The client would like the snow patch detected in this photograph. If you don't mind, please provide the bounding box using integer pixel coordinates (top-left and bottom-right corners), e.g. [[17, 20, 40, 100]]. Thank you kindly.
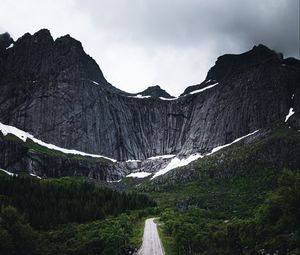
[[83, 79, 100, 85], [152, 153, 203, 179], [147, 154, 176, 160], [0, 122, 117, 162], [291, 94, 295, 100], [207, 130, 259, 155], [152, 130, 259, 179], [190, 83, 219, 95], [285, 108, 295, 122], [91, 80, 99, 85], [205, 79, 212, 83], [126, 159, 142, 163], [129, 94, 151, 99], [127, 172, 152, 178], [6, 44, 14, 49], [107, 179, 122, 183], [30, 173, 42, 179], [0, 168, 17, 176], [159, 97, 178, 101]]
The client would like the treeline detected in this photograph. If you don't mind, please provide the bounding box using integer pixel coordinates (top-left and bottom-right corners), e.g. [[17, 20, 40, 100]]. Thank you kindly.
[[0, 175, 156, 229], [0, 174, 157, 255], [160, 169, 300, 254], [0, 206, 37, 255]]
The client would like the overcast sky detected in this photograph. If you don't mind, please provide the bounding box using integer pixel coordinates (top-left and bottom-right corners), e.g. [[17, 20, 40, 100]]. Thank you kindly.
[[1, 0, 299, 96]]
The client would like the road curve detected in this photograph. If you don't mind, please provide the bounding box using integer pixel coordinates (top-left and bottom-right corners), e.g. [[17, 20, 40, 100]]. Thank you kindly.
[[138, 218, 164, 255]]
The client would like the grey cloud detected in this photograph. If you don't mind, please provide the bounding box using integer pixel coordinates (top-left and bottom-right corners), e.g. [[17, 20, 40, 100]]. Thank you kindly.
[[1, 0, 299, 96], [74, 0, 299, 57]]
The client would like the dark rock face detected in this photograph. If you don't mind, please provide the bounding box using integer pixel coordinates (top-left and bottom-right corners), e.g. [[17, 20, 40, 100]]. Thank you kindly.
[[136, 85, 174, 98], [0, 29, 299, 166], [0, 29, 105, 84]]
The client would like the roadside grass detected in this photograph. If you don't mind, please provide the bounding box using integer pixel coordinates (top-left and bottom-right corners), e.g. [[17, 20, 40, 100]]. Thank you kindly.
[[129, 217, 146, 249], [157, 222, 177, 255]]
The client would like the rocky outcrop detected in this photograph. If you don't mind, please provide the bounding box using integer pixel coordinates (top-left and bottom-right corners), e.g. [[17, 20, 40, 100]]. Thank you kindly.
[[0, 32, 14, 51], [0, 133, 124, 180], [135, 85, 174, 98], [0, 29, 299, 167]]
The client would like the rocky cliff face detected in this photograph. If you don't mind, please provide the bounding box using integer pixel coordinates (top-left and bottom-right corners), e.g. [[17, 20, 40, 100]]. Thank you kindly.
[[0, 30, 299, 165], [0, 133, 125, 181]]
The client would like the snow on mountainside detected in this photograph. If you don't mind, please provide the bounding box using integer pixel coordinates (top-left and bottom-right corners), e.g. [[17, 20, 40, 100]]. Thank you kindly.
[[285, 108, 295, 122], [0, 122, 117, 162], [122, 130, 260, 180], [151, 129, 259, 179], [0, 168, 16, 176], [0, 121, 260, 181], [189, 82, 219, 95], [0, 30, 299, 181], [127, 172, 152, 178]]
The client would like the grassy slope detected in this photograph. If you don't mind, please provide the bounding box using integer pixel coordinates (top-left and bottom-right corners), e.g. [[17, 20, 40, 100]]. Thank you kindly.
[[142, 125, 299, 208]]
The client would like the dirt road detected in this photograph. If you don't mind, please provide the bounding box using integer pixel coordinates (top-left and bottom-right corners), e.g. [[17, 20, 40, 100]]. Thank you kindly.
[[138, 218, 164, 255]]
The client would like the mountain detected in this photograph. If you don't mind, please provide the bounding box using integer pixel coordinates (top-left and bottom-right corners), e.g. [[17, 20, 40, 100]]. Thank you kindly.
[[0, 29, 299, 181], [0, 29, 300, 255]]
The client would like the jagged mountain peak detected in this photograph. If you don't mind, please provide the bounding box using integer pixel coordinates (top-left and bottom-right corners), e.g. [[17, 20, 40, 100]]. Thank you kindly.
[[0, 31, 299, 165], [14, 29, 86, 56], [55, 34, 84, 51], [251, 44, 284, 58], [136, 85, 174, 98], [0, 28, 109, 87], [15, 29, 54, 46], [33, 28, 52, 38], [17, 29, 82, 47], [206, 44, 283, 81]]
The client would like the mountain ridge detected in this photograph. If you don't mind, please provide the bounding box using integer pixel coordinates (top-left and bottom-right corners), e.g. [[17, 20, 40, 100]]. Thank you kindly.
[[0, 29, 299, 180]]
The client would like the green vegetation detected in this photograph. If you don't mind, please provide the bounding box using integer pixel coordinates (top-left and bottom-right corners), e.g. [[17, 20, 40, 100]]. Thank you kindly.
[[157, 222, 177, 255], [130, 216, 146, 248], [149, 168, 280, 218], [0, 175, 155, 229], [158, 169, 300, 254], [0, 206, 37, 255], [0, 175, 156, 254], [37, 210, 154, 255], [1, 124, 299, 254], [144, 125, 300, 254]]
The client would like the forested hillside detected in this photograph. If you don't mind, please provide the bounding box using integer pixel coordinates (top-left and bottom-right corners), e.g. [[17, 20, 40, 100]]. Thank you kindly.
[[0, 174, 156, 254]]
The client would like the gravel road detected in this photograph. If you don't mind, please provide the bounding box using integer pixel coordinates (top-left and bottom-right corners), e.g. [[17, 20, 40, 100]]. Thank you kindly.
[[138, 218, 164, 255]]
